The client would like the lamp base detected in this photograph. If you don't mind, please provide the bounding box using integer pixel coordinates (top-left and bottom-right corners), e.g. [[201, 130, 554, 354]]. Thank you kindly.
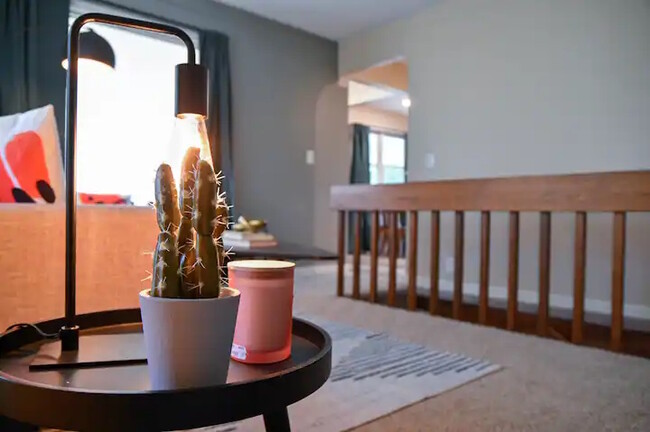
[[59, 325, 79, 351], [29, 332, 146, 372]]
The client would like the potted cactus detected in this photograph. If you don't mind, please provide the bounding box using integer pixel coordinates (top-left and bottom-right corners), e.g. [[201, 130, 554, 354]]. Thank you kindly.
[[139, 148, 239, 390]]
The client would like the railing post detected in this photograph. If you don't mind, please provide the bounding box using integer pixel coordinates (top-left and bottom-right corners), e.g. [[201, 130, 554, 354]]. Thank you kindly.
[[388, 212, 398, 306], [369, 211, 379, 303], [430, 211, 440, 315], [538, 212, 551, 337], [453, 211, 464, 319], [572, 212, 587, 343], [479, 211, 491, 324], [353, 211, 362, 299], [611, 211, 626, 351], [507, 211, 520, 330], [337, 211, 345, 297], [407, 211, 418, 311]]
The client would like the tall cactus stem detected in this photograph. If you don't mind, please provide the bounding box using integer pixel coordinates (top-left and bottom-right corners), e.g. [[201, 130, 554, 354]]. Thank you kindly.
[[196, 234, 220, 298], [151, 232, 181, 298], [155, 164, 180, 232], [179, 147, 200, 219], [193, 160, 218, 236]]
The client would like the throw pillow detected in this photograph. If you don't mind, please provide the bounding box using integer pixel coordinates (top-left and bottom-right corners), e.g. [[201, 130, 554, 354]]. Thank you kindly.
[[0, 105, 64, 203]]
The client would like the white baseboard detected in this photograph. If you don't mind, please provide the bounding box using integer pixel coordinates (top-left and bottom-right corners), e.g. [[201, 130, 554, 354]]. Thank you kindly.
[[338, 256, 650, 331], [416, 276, 650, 332]]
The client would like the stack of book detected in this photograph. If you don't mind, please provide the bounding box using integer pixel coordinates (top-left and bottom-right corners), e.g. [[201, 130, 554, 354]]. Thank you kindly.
[[222, 231, 277, 249]]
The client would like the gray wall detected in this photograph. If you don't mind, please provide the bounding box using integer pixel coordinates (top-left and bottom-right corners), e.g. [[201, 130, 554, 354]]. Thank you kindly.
[[105, 0, 340, 244], [314, 84, 349, 251], [339, 0, 650, 321]]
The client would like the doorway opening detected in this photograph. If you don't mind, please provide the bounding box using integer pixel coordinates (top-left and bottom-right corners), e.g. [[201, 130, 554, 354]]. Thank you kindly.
[[342, 60, 409, 256], [344, 59, 409, 185]]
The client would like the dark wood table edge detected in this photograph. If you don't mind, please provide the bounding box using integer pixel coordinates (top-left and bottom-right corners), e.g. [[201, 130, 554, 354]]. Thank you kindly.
[[0, 309, 332, 432]]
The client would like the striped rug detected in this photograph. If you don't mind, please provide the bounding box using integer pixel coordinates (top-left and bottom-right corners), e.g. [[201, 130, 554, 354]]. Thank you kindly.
[[205, 315, 501, 432]]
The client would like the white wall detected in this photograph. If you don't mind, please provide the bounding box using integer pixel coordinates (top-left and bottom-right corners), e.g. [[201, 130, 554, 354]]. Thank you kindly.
[[339, 0, 650, 323]]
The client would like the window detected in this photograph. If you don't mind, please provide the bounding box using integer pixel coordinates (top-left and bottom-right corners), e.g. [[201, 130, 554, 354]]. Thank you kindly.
[[369, 132, 406, 184], [71, 15, 199, 205]]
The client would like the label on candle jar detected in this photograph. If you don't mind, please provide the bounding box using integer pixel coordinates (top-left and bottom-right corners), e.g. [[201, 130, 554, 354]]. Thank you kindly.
[[231, 343, 247, 360]]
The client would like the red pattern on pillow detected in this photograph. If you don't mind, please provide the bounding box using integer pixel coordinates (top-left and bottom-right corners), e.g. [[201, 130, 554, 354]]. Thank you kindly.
[[0, 158, 13, 202], [0, 131, 54, 203]]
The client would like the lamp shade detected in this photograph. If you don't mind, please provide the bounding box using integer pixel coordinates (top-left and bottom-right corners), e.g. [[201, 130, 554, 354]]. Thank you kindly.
[[175, 63, 208, 118], [62, 29, 115, 70]]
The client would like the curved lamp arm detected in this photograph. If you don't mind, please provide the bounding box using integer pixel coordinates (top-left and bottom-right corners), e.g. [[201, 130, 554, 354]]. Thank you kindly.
[[62, 13, 206, 351]]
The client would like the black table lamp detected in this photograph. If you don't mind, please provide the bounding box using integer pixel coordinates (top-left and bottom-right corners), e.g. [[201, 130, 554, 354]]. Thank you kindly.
[[60, 13, 209, 354]]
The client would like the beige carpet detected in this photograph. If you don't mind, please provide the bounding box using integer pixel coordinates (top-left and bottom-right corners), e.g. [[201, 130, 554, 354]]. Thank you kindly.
[[209, 316, 500, 432], [293, 263, 650, 432]]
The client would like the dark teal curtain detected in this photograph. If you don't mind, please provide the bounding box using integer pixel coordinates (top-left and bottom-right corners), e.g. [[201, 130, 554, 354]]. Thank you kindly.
[[348, 124, 371, 253], [0, 0, 69, 149], [350, 124, 370, 184], [199, 31, 234, 211]]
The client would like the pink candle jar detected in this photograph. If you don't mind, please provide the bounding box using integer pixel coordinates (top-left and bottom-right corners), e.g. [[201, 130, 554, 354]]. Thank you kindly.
[[228, 260, 295, 364]]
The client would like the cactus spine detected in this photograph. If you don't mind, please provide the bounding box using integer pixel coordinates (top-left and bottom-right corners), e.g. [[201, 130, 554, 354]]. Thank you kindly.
[[150, 150, 228, 299]]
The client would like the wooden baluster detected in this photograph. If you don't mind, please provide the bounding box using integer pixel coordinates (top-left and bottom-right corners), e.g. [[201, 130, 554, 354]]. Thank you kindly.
[[479, 211, 491, 325], [572, 212, 587, 344], [538, 212, 551, 337], [337, 210, 345, 297], [453, 211, 464, 320], [407, 211, 418, 311], [507, 212, 519, 330], [388, 212, 398, 306], [611, 211, 626, 351], [369, 211, 379, 303], [353, 211, 362, 299], [430, 211, 440, 315]]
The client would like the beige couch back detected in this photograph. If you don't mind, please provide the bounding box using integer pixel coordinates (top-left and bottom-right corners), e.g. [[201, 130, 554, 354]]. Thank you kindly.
[[0, 204, 158, 329]]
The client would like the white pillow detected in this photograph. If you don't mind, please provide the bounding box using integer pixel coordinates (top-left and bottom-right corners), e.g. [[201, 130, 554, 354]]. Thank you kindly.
[[0, 105, 65, 203]]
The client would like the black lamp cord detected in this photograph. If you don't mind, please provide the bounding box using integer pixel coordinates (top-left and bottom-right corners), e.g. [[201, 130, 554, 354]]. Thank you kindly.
[[0, 323, 60, 341]]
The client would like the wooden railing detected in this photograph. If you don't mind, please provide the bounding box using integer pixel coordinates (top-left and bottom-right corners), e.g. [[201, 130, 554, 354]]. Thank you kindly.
[[330, 170, 650, 352]]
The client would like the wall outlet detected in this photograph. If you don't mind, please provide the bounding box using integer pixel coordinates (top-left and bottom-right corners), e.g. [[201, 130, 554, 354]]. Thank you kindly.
[[444, 257, 455, 274], [306, 149, 315, 165]]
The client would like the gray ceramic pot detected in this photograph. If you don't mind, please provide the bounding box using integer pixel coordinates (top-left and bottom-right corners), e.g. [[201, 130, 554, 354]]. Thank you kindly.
[[139, 288, 240, 390]]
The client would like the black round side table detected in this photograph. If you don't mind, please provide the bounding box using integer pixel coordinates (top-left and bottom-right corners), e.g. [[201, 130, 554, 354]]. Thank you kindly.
[[0, 309, 332, 432]]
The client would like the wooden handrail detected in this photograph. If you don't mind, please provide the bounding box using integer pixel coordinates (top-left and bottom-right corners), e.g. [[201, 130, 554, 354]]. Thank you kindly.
[[331, 170, 649, 355], [330, 171, 650, 212]]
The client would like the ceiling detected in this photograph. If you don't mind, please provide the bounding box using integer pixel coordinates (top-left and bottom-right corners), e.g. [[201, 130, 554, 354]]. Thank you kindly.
[[347, 81, 394, 106], [346, 60, 409, 115], [216, 0, 436, 40], [348, 80, 409, 115], [366, 94, 409, 115]]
